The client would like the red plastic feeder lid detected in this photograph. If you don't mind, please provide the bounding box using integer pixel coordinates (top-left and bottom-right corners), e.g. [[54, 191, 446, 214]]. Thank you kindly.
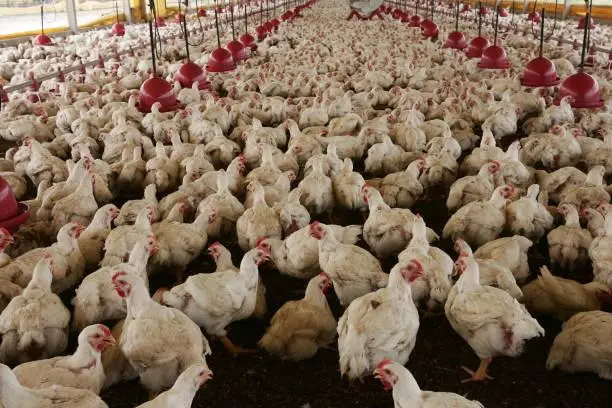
[[577, 16, 595, 29], [445, 31, 467, 49], [527, 11, 540, 22], [33, 34, 53, 46], [282, 10, 294, 20], [420, 19, 438, 38], [198, 8, 207, 17], [392, 9, 403, 19], [207, 47, 237, 72], [240, 33, 257, 50], [0, 202, 30, 233], [155, 17, 167, 27], [111, 22, 125, 36], [227, 40, 248, 61], [479, 6, 487, 15], [256, 25, 267, 40], [408, 15, 422, 27], [263, 21, 274, 33], [556, 71, 604, 109], [498, 7, 508, 17], [176, 13, 185, 23], [520, 56, 560, 87], [175, 61, 210, 90], [0, 176, 19, 221], [478, 45, 511, 69], [466, 36, 490, 58], [138, 76, 178, 113], [271, 18, 280, 29]]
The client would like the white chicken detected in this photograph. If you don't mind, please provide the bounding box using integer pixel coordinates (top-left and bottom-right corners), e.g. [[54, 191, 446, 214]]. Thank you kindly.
[[505, 184, 554, 241], [589, 213, 612, 285], [547, 203, 592, 271], [236, 182, 282, 251], [447, 161, 501, 212]]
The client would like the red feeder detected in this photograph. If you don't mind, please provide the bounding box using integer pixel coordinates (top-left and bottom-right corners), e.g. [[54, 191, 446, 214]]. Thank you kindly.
[[111, 22, 125, 36], [527, 11, 540, 23], [0, 176, 29, 232], [282, 10, 294, 20], [207, 47, 237, 72], [270, 18, 280, 31], [33, 34, 53, 46], [556, 71, 604, 109], [421, 20, 438, 38], [227, 40, 248, 61], [175, 60, 210, 90], [479, 6, 487, 15], [0, 85, 8, 104], [175, 12, 185, 23], [498, 7, 508, 17], [408, 15, 422, 27], [138, 75, 178, 113], [466, 36, 489, 58], [392, 8, 403, 19], [263, 21, 273, 33], [521, 56, 560, 87], [577, 15, 595, 29], [240, 32, 257, 50], [256, 25, 267, 41], [462, 4, 470, 12], [445, 31, 467, 49], [478, 45, 511, 69], [198, 8, 207, 17], [155, 17, 166, 27]]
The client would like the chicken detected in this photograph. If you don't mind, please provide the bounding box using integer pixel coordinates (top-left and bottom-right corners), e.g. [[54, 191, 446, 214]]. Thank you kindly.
[[236, 182, 282, 251], [0, 228, 13, 268], [337, 259, 421, 380], [376, 158, 425, 208], [0, 255, 70, 366], [522, 265, 612, 321], [472, 236, 533, 283], [114, 184, 160, 226], [310, 221, 388, 306], [297, 156, 334, 215], [365, 135, 413, 176], [445, 256, 544, 382], [536, 166, 586, 204], [100, 206, 155, 267], [112, 271, 211, 396], [447, 161, 501, 212], [13, 324, 115, 393], [0, 222, 85, 294], [144, 142, 180, 194], [583, 207, 607, 238], [589, 213, 612, 285], [156, 248, 268, 355], [114, 146, 146, 195], [443, 184, 515, 248], [547, 311, 612, 380], [459, 127, 505, 175], [273, 188, 311, 237], [197, 170, 245, 238], [559, 166, 610, 210], [374, 359, 484, 407], [135, 363, 212, 408], [78, 204, 119, 270], [259, 272, 336, 361], [51, 172, 98, 234], [257, 223, 362, 280], [547, 203, 593, 271], [505, 184, 554, 242], [72, 238, 157, 332], [332, 158, 366, 211], [0, 363, 108, 408]]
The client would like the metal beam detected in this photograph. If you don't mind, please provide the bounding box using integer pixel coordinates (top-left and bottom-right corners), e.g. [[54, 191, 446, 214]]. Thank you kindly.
[[66, 0, 79, 33]]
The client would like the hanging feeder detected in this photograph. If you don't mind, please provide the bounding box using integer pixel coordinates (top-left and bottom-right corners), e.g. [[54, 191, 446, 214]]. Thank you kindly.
[[466, 1, 489, 58], [578, 1, 595, 29], [479, 1, 510, 69], [0, 176, 30, 232], [270, 0, 280, 31], [408, 0, 422, 26], [241, 2, 257, 50], [256, 1, 267, 40], [420, 0, 438, 39], [139, 0, 178, 113], [497, 6, 508, 17], [33, 4, 53, 46], [445, 0, 467, 49], [227, 2, 248, 61], [557, 11, 603, 108], [577, 15, 595, 29], [111, 0, 125, 36], [198, 8, 207, 17], [527, 0, 540, 22], [521, 7, 560, 87], [175, 0, 210, 90], [208, 4, 237, 72]]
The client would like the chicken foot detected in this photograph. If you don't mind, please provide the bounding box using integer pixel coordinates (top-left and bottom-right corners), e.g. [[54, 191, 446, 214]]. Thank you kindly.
[[460, 357, 494, 382], [219, 335, 257, 356]]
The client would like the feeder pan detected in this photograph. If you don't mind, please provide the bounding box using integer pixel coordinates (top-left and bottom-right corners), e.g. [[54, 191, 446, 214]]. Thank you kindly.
[[111, 22, 125, 36], [282, 10, 294, 20], [207, 47, 237, 72], [462, 4, 470, 12], [465, 36, 489, 58], [155, 17, 166, 27], [478, 45, 511, 69], [584, 48, 596, 67], [408, 15, 422, 27], [270, 18, 280, 30], [256, 25, 267, 40], [392, 8, 403, 19], [138, 76, 178, 113], [445, 31, 467, 49], [175, 12, 185, 23], [498, 7, 508, 17], [263, 21, 274, 33], [175, 61, 211, 89], [421, 20, 439, 38], [577, 15, 595, 29], [527, 11, 540, 22], [33, 34, 53, 46], [0, 176, 29, 232], [521, 56, 560, 87], [198, 8, 207, 17], [479, 6, 486, 15], [556, 71, 604, 108], [227, 40, 248, 61], [240, 32, 257, 50]]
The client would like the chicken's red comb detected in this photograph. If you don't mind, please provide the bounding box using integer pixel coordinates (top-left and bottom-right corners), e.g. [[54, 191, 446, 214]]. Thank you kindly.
[[376, 359, 394, 370], [0, 227, 11, 236], [98, 324, 112, 337], [209, 241, 221, 249], [319, 271, 329, 280], [410, 259, 423, 271], [310, 221, 321, 228], [255, 237, 268, 247], [111, 271, 128, 282]]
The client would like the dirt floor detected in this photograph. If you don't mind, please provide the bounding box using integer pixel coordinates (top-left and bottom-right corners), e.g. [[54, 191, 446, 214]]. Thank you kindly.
[[2, 125, 612, 408]]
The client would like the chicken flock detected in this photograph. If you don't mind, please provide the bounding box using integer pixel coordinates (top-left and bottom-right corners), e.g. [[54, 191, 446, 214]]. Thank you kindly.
[[1, 0, 612, 407]]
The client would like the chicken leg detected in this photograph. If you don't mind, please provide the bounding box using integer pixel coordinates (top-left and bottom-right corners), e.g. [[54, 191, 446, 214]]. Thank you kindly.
[[461, 357, 494, 382], [219, 336, 257, 356]]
